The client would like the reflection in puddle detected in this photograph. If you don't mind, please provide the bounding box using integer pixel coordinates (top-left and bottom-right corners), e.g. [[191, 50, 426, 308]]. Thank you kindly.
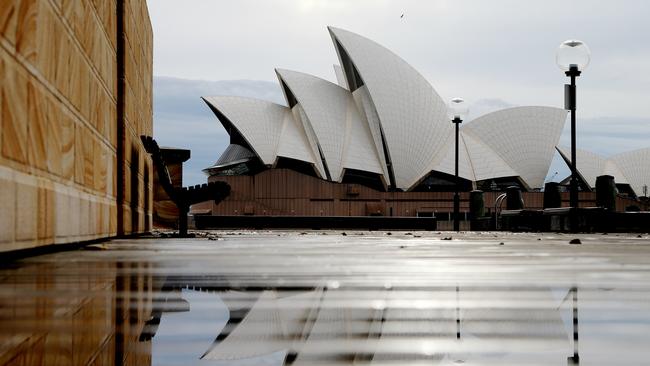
[[150, 288, 287, 365], [1, 234, 650, 365], [152, 289, 227, 365], [200, 287, 573, 365]]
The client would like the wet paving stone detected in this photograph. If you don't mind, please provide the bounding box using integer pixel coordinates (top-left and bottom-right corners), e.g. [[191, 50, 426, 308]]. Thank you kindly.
[[1, 231, 650, 365]]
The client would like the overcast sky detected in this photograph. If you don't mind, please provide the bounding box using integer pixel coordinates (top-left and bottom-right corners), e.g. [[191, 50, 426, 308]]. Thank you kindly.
[[148, 0, 650, 186]]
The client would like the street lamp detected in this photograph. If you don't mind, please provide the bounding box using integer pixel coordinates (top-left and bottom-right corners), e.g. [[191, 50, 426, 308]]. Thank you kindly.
[[449, 97, 468, 232], [556, 40, 590, 231]]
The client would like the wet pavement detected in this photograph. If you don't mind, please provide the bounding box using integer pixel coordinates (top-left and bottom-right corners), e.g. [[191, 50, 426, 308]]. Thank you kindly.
[[1, 231, 650, 365]]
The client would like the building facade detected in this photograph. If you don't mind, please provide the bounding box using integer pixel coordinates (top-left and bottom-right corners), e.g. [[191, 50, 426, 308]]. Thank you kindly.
[[0, 0, 153, 252], [190, 168, 639, 230], [198, 27, 571, 219]]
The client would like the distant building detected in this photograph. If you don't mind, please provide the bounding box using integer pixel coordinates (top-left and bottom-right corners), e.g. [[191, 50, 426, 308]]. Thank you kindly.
[[195, 27, 573, 220], [203, 27, 567, 192], [557, 146, 650, 197]]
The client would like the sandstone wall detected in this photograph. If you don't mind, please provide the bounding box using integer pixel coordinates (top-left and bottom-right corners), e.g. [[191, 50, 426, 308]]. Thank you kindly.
[[0, 0, 153, 252], [120, 0, 154, 235]]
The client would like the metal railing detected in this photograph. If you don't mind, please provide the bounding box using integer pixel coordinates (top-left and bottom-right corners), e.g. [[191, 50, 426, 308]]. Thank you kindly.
[[493, 193, 508, 230]]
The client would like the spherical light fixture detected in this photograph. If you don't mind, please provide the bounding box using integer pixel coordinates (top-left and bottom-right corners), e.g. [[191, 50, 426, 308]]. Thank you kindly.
[[448, 97, 469, 121], [556, 40, 591, 72]]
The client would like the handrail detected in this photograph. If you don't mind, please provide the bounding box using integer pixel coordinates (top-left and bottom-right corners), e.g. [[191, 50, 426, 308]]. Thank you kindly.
[[494, 193, 507, 230]]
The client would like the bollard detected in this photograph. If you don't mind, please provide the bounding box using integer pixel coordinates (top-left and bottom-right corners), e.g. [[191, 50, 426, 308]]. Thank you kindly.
[[595, 175, 616, 210], [469, 190, 485, 219], [505, 186, 524, 210], [543, 182, 562, 209], [469, 190, 486, 231]]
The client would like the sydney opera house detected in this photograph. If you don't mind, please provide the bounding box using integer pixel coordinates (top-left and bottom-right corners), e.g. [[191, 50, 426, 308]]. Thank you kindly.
[[192, 27, 640, 219], [556, 146, 650, 197]]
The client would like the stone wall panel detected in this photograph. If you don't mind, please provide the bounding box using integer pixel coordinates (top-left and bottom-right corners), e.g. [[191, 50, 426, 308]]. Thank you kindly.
[[2, 58, 28, 164], [15, 177, 37, 241], [36, 184, 54, 240], [15, 0, 38, 63], [73, 123, 85, 185], [0, 171, 16, 244], [0, 0, 19, 46], [27, 79, 48, 171]]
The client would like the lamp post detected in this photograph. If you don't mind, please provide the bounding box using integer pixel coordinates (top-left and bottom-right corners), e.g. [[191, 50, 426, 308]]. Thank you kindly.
[[556, 40, 590, 231], [449, 98, 468, 232]]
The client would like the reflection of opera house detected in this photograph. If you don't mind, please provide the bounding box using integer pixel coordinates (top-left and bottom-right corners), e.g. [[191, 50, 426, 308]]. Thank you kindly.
[[193, 27, 641, 220], [198, 286, 571, 364]]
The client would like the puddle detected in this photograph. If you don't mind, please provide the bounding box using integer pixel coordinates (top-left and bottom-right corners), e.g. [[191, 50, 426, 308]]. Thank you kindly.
[[1, 233, 650, 364]]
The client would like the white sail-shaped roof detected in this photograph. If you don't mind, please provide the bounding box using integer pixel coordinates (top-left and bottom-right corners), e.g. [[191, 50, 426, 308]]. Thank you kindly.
[[603, 160, 629, 185], [461, 132, 519, 181], [462, 106, 568, 189], [277, 107, 321, 171], [333, 65, 348, 90], [609, 147, 650, 196], [352, 85, 391, 180], [276, 69, 384, 182], [556, 146, 607, 188], [341, 98, 386, 180], [329, 27, 452, 190], [289, 103, 328, 178], [202, 96, 285, 166], [203, 96, 321, 175], [424, 136, 475, 182], [556, 146, 631, 189]]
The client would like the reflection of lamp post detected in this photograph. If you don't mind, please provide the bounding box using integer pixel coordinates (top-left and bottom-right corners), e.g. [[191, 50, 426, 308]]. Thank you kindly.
[[559, 286, 580, 365], [456, 285, 461, 340], [569, 287, 580, 365], [449, 98, 468, 232], [556, 40, 591, 231]]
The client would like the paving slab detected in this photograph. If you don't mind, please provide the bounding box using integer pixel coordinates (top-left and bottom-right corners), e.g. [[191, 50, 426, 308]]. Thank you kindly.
[[1, 231, 650, 365]]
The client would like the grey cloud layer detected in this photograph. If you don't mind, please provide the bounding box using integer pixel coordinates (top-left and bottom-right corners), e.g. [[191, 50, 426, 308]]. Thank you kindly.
[[149, 0, 650, 119]]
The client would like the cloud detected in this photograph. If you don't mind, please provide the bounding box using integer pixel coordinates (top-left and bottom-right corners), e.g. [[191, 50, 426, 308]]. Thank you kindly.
[[557, 116, 650, 155], [467, 98, 516, 120], [148, 0, 650, 119], [153, 77, 284, 186]]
